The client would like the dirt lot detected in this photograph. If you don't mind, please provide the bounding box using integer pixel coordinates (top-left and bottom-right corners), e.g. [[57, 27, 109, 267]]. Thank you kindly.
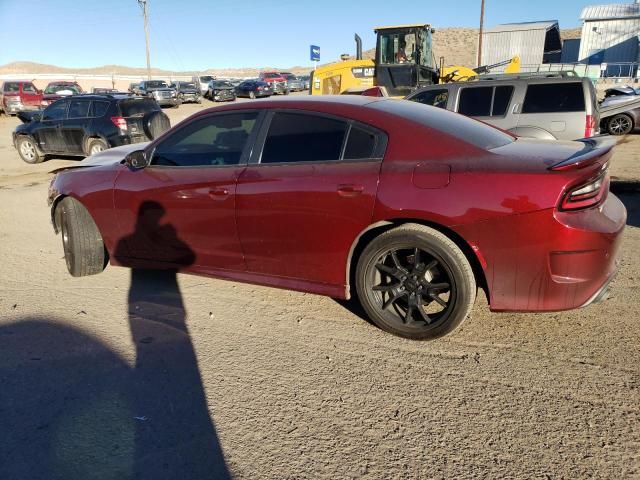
[[1, 99, 639, 479]]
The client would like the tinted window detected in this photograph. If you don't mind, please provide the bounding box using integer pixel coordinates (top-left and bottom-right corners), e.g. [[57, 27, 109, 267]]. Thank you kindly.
[[90, 101, 110, 118], [152, 112, 258, 167], [523, 83, 585, 113], [410, 89, 449, 109], [344, 126, 378, 159], [119, 98, 160, 117], [3, 82, 19, 93], [68, 100, 90, 118], [458, 87, 492, 116], [42, 101, 67, 121], [261, 113, 347, 164], [369, 99, 514, 150], [22, 83, 37, 93], [492, 86, 514, 116]]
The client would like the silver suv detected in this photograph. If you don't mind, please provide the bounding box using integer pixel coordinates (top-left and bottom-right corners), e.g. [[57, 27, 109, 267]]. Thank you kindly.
[[406, 76, 599, 140]]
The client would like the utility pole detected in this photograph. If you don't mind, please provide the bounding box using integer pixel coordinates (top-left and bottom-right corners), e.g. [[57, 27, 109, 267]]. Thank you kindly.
[[477, 0, 485, 67], [138, 0, 151, 80]]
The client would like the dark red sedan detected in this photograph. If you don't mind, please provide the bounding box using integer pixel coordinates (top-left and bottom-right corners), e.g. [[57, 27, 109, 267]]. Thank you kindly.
[[48, 96, 626, 340]]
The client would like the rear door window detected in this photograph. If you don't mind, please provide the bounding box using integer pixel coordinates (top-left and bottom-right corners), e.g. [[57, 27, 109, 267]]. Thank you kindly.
[[409, 89, 449, 109], [492, 86, 514, 116], [68, 100, 91, 118], [261, 113, 347, 164], [458, 87, 493, 116], [522, 83, 585, 113]]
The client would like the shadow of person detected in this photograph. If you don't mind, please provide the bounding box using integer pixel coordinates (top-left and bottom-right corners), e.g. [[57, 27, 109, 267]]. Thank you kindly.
[[115, 201, 231, 479]]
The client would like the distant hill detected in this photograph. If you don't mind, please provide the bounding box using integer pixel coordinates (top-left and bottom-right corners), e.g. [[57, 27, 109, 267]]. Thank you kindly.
[[0, 27, 583, 78]]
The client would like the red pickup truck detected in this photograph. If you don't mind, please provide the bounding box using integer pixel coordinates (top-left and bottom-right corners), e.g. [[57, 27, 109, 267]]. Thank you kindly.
[[0, 80, 44, 115], [258, 72, 290, 95]]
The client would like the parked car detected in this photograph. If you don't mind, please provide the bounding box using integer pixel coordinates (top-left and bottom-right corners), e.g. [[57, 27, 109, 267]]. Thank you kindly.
[[191, 75, 216, 95], [137, 80, 180, 107], [279, 72, 304, 92], [128, 82, 141, 94], [298, 75, 311, 90], [170, 81, 202, 104], [205, 80, 236, 102], [0, 80, 43, 115], [47, 96, 625, 341], [406, 76, 599, 140], [258, 72, 289, 95], [234, 80, 273, 99], [40, 81, 84, 107], [13, 94, 170, 164], [598, 86, 640, 135]]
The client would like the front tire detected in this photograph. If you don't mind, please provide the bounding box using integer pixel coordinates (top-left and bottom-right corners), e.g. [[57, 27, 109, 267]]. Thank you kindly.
[[607, 114, 633, 136], [355, 224, 476, 340], [16, 136, 42, 164], [57, 197, 107, 277]]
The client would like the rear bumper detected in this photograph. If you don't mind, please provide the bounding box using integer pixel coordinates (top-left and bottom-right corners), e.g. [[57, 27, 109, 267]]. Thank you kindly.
[[155, 97, 180, 106], [462, 193, 626, 312]]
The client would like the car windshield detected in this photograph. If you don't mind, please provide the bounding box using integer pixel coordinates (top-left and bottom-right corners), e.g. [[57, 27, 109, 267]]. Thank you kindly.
[[199, 76, 214, 82], [264, 73, 279, 79], [213, 81, 233, 88], [369, 99, 515, 150], [45, 84, 81, 94], [119, 98, 161, 117], [147, 81, 168, 88], [179, 82, 197, 90]]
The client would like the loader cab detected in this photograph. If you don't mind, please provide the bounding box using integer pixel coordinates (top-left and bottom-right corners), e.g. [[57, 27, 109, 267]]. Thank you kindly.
[[375, 24, 438, 97]]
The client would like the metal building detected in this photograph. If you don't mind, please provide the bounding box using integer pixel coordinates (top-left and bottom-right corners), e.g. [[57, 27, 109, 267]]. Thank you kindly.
[[578, 2, 640, 64], [480, 21, 562, 67]]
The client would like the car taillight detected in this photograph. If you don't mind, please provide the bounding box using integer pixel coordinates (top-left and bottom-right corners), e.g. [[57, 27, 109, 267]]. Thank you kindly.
[[584, 114, 597, 138], [560, 171, 608, 211], [257, 86, 263, 91], [111, 116, 128, 132]]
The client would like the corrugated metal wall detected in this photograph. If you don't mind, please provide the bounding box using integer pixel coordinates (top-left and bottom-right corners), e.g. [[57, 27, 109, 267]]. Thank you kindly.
[[481, 29, 547, 66], [579, 18, 640, 63]]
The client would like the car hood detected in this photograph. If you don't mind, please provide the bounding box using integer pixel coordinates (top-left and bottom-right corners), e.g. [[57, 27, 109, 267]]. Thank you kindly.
[[51, 143, 150, 173]]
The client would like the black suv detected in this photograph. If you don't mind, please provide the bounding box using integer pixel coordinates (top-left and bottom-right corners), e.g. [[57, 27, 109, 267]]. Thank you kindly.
[[13, 94, 170, 164]]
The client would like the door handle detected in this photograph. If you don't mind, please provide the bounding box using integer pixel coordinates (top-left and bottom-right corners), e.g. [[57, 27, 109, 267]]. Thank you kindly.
[[337, 184, 364, 197], [208, 187, 229, 199]]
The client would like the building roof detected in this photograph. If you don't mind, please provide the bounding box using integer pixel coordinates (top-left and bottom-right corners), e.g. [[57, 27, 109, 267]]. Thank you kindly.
[[484, 21, 559, 34], [580, 3, 640, 21]]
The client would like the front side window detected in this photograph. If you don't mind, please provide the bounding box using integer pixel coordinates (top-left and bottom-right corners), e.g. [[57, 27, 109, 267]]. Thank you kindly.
[[458, 87, 493, 116], [379, 32, 417, 64], [410, 89, 449, 109], [151, 112, 258, 167], [522, 83, 585, 113], [22, 83, 37, 93], [261, 113, 347, 164], [42, 101, 67, 121], [68, 100, 90, 118]]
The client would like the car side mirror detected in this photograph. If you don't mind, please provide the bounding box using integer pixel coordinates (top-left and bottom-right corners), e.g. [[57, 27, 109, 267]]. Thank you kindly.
[[124, 150, 148, 169]]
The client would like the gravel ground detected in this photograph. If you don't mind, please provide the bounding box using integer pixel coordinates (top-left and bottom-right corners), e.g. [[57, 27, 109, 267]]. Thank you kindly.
[[0, 99, 639, 479]]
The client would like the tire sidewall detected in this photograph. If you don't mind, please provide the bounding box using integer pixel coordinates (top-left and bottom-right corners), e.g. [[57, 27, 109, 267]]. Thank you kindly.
[[87, 138, 108, 156], [356, 228, 475, 340], [17, 136, 41, 164], [608, 114, 633, 136]]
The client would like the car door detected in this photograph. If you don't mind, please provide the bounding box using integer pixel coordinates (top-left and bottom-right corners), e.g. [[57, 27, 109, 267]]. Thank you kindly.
[[33, 100, 68, 153], [62, 99, 91, 154], [21, 82, 41, 108], [112, 110, 261, 271], [236, 111, 385, 289]]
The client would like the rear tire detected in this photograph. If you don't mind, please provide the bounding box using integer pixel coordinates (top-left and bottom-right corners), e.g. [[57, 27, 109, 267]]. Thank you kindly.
[[355, 224, 476, 340], [249, 91, 256, 99], [87, 138, 108, 156], [16, 136, 43, 164], [57, 197, 107, 277], [607, 114, 633, 136]]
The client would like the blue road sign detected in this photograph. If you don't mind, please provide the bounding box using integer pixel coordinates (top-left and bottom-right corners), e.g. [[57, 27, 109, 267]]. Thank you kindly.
[[310, 45, 320, 62]]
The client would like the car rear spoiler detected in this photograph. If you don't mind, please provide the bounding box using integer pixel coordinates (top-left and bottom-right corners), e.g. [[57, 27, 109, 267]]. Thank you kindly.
[[549, 136, 617, 171]]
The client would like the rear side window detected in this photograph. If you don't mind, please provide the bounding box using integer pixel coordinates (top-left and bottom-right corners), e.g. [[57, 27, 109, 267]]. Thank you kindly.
[[90, 101, 110, 118], [458, 87, 493, 116], [3, 82, 19, 93], [523, 83, 585, 113], [344, 126, 379, 159], [261, 113, 347, 164], [492, 86, 514, 116], [68, 100, 90, 118], [409, 89, 449, 109], [119, 98, 160, 117]]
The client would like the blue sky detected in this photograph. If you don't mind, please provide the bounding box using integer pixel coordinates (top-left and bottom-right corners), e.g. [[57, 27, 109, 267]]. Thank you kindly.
[[0, 0, 626, 70]]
